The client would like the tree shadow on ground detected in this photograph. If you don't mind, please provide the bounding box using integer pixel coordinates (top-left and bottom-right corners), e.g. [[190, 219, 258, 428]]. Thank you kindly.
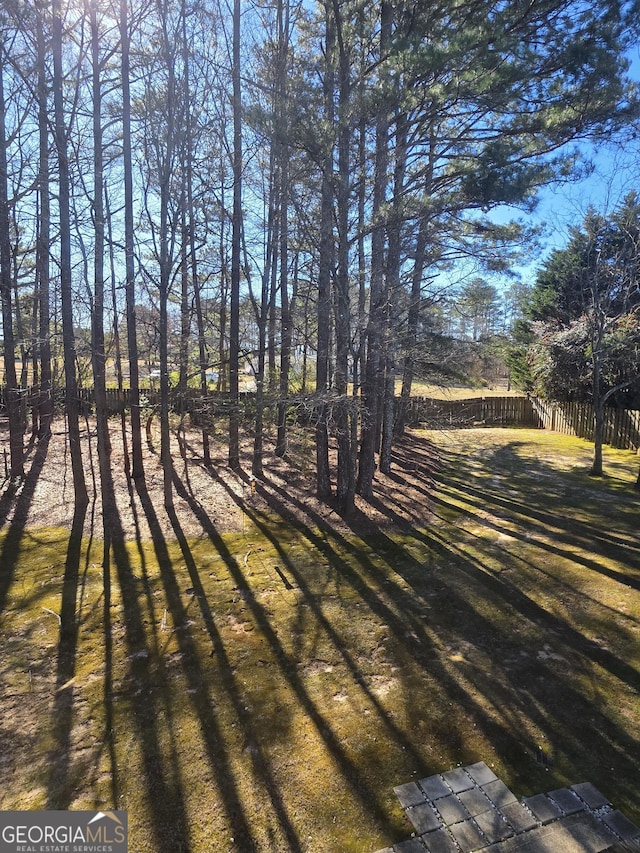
[[7, 423, 640, 849], [172, 426, 640, 831], [0, 434, 50, 614], [166, 479, 304, 853], [363, 430, 640, 808], [169, 468, 397, 842], [46, 502, 87, 807], [134, 474, 260, 852], [42, 460, 193, 852]]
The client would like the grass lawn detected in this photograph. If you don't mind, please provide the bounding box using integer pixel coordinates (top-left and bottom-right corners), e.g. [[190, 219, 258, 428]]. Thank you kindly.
[[405, 381, 523, 399], [0, 427, 638, 852]]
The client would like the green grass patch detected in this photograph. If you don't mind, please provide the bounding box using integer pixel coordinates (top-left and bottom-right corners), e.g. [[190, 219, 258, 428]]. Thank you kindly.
[[1, 428, 639, 852]]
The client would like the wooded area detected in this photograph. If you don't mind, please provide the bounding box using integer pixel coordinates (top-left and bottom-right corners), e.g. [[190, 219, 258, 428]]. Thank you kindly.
[[0, 0, 638, 518]]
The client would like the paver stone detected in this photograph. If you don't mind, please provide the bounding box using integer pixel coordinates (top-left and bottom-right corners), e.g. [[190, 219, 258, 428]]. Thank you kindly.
[[475, 809, 514, 844], [601, 811, 640, 841], [524, 794, 562, 825], [394, 838, 427, 853], [547, 788, 585, 815], [500, 801, 538, 834], [395, 782, 427, 808], [482, 779, 518, 809], [466, 762, 498, 786], [420, 775, 452, 801], [436, 795, 470, 825], [571, 782, 610, 809], [449, 819, 486, 853], [459, 787, 492, 817], [421, 827, 459, 853], [406, 803, 441, 835], [442, 767, 474, 793]]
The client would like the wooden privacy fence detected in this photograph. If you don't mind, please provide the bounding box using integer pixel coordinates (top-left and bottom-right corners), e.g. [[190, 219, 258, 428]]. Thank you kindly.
[[2, 387, 640, 453], [400, 395, 540, 429], [0, 386, 253, 417], [402, 395, 640, 452], [529, 398, 640, 451]]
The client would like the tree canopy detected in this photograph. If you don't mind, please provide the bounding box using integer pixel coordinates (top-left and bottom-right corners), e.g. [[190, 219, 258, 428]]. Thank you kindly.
[[527, 194, 640, 405]]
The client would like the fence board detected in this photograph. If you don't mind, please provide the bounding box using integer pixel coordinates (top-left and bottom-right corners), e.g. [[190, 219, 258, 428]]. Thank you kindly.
[[407, 395, 640, 452], [2, 386, 640, 453]]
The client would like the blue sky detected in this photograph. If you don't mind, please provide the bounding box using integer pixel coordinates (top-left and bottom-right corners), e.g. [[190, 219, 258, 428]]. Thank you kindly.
[[508, 137, 639, 284], [512, 46, 640, 284]]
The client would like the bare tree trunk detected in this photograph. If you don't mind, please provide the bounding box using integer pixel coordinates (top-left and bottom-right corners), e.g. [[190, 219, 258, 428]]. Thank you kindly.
[[357, 0, 392, 500], [106, 187, 129, 469], [332, 0, 355, 514], [52, 0, 87, 508], [274, 226, 290, 457], [228, 0, 242, 471], [591, 400, 605, 476], [218, 168, 228, 393], [0, 55, 24, 482], [268, 241, 278, 392], [193, 265, 211, 466], [177, 204, 190, 397], [590, 340, 604, 477], [274, 0, 292, 459], [397, 217, 428, 436], [380, 109, 406, 473], [36, 2, 53, 440], [315, 0, 335, 502], [11, 247, 28, 390], [252, 150, 276, 477], [120, 0, 144, 481], [156, 9, 179, 510], [89, 0, 114, 531], [181, 5, 210, 465], [30, 267, 40, 436]]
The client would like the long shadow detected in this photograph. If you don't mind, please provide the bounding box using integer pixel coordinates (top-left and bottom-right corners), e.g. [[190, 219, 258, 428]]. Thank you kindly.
[[398, 527, 640, 794], [101, 536, 118, 808], [488, 440, 640, 550], [0, 435, 50, 614], [253, 459, 640, 802], [176, 434, 640, 815], [428, 498, 640, 634], [430, 459, 640, 588], [209, 467, 557, 800], [439, 439, 640, 562], [38, 451, 191, 852], [166, 500, 304, 853], [250, 475, 573, 787], [255, 477, 533, 689], [95, 469, 192, 853], [169, 469, 396, 837], [369, 436, 640, 691], [371, 441, 640, 630], [113, 514, 193, 850], [388, 434, 640, 591], [198, 466, 425, 767], [134, 476, 258, 852], [46, 502, 87, 807], [364, 436, 640, 780]]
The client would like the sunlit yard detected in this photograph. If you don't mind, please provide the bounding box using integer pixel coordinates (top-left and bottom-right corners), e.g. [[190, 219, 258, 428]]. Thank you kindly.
[[1, 428, 638, 852]]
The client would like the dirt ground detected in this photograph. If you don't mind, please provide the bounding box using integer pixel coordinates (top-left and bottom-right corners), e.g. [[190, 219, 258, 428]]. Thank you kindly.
[[0, 414, 439, 542]]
